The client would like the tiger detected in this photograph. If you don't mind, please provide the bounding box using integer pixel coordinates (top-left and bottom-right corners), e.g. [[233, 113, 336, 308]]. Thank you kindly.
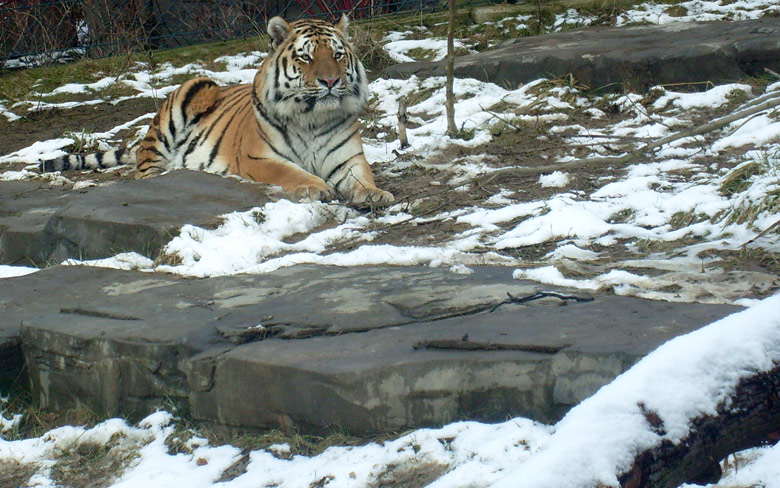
[[39, 15, 394, 205]]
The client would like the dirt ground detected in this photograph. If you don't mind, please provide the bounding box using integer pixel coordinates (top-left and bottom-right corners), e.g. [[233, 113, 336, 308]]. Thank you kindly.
[[1, 92, 611, 216], [0, 98, 160, 155]]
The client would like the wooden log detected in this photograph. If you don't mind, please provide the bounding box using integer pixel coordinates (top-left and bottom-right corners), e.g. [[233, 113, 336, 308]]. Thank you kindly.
[[619, 364, 780, 488]]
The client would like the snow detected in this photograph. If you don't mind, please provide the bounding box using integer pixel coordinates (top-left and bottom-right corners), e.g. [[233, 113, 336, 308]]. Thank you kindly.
[[383, 38, 468, 63], [0, 138, 74, 164], [0, 168, 37, 181], [63, 252, 154, 271], [0, 265, 39, 278], [2, 1, 780, 485], [711, 113, 780, 151], [690, 443, 780, 488], [615, 0, 780, 25], [49, 76, 119, 95], [539, 171, 570, 188], [652, 83, 752, 110], [0, 102, 20, 122]]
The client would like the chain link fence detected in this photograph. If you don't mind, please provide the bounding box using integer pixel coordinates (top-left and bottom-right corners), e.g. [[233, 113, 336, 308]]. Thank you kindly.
[[0, 0, 450, 68]]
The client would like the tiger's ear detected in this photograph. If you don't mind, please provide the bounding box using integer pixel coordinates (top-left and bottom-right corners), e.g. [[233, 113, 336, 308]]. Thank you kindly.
[[268, 17, 291, 48], [335, 13, 350, 38]]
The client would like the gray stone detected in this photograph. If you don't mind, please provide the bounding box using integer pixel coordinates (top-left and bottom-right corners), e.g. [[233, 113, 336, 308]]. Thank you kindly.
[[2, 264, 738, 433], [551, 352, 636, 405], [0, 181, 77, 266], [383, 19, 780, 91], [0, 170, 275, 266]]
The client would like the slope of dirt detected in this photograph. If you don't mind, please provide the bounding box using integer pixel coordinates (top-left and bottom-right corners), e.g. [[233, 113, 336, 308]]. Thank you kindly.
[[0, 97, 160, 155]]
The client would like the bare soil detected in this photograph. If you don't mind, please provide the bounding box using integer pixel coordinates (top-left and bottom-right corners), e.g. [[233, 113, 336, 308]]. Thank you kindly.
[[0, 98, 160, 155]]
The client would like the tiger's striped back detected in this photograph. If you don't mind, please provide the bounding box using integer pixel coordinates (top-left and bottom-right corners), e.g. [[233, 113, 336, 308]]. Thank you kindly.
[[134, 77, 225, 178]]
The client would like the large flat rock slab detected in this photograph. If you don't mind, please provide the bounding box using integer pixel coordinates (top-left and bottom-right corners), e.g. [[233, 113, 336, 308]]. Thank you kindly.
[[0, 181, 78, 266], [383, 19, 780, 90], [0, 170, 273, 266], [194, 291, 732, 432], [1, 264, 738, 433]]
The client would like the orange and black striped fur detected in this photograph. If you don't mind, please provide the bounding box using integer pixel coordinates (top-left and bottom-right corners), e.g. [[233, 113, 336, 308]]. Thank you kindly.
[[40, 15, 393, 205]]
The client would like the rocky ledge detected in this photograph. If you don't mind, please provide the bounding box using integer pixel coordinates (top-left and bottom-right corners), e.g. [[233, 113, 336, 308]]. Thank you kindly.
[[383, 18, 780, 91], [1, 264, 737, 434]]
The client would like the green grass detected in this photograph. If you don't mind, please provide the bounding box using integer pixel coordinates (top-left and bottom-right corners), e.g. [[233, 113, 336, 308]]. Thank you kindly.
[[62, 128, 101, 153], [0, 52, 142, 104], [405, 47, 439, 62], [608, 208, 636, 224], [0, 0, 663, 106], [663, 5, 688, 16], [147, 36, 269, 70], [0, 35, 268, 106], [669, 209, 709, 230]]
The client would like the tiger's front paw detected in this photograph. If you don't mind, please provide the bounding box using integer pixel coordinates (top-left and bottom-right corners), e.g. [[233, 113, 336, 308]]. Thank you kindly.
[[291, 181, 335, 202], [350, 187, 395, 206]]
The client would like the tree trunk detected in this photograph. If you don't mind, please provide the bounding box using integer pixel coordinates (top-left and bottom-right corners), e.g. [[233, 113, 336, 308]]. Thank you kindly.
[[445, 0, 457, 137], [397, 98, 409, 149]]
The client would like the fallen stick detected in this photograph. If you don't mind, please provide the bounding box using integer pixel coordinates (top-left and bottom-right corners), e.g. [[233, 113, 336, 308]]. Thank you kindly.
[[489, 291, 594, 312], [413, 339, 568, 354]]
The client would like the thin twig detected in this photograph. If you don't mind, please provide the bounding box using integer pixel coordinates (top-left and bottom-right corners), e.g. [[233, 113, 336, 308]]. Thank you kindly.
[[489, 291, 594, 312], [736, 87, 780, 111], [484, 110, 527, 132], [658, 81, 715, 90], [556, 133, 650, 142]]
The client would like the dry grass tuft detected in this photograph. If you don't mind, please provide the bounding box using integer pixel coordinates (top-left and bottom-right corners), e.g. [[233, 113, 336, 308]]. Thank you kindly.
[[349, 25, 397, 76]]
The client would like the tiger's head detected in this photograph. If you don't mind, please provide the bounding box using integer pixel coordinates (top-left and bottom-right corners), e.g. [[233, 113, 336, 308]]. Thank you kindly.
[[254, 15, 368, 123]]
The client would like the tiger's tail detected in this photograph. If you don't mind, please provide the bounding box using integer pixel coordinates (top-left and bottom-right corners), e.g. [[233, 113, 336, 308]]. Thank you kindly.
[[39, 146, 137, 173]]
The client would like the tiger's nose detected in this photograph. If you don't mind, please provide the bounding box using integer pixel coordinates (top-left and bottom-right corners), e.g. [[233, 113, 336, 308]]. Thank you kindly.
[[318, 77, 339, 88]]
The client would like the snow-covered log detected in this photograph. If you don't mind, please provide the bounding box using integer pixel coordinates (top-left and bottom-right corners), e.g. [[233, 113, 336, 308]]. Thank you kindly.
[[491, 294, 780, 488], [620, 364, 780, 487]]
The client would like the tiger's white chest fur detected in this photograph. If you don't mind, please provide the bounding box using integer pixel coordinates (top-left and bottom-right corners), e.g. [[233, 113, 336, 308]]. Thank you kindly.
[[260, 108, 361, 177]]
